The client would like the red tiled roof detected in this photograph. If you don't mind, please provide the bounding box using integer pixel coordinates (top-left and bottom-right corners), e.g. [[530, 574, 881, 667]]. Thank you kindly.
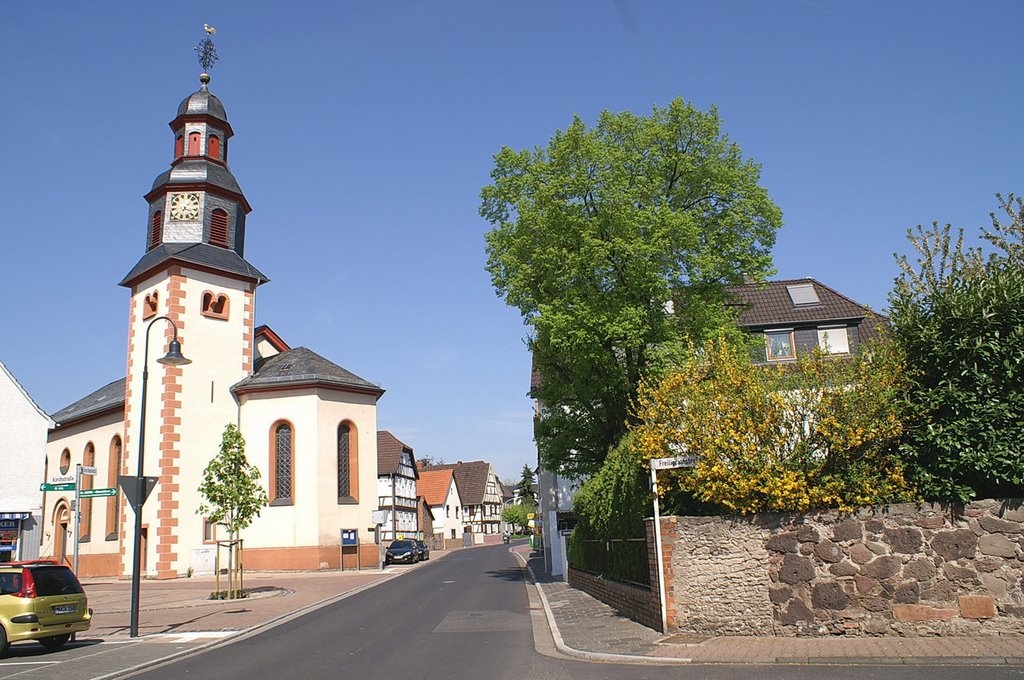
[[421, 461, 492, 506], [417, 469, 454, 507]]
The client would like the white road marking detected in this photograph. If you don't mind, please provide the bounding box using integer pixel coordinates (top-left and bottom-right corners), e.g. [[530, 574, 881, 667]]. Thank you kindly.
[[147, 631, 237, 643]]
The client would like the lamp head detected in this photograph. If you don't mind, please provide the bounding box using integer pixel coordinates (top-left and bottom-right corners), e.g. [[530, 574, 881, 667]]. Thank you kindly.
[[157, 339, 192, 367]]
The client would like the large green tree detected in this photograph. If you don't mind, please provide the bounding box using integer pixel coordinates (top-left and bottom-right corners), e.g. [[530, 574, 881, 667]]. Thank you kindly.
[[481, 97, 782, 477], [890, 194, 1024, 502]]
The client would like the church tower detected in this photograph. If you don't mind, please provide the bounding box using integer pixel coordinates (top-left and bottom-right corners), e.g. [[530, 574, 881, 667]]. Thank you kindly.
[[118, 37, 268, 579]]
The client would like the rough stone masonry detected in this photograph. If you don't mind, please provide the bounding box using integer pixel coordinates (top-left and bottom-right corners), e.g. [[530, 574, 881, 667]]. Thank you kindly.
[[665, 499, 1024, 637]]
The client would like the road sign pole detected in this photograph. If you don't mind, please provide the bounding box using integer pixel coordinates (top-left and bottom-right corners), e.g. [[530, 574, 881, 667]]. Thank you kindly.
[[651, 466, 667, 634], [73, 464, 82, 574]]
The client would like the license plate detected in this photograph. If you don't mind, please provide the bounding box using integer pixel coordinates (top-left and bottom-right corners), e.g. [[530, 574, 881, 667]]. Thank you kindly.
[[52, 604, 77, 615]]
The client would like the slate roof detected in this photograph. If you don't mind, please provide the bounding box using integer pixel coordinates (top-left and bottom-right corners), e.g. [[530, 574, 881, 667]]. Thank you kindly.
[[50, 378, 125, 426], [377, 431, 416, 477], [120, 242, 269, 287], [177, 86, 228, 121], [421, 461, 493, 506], [149, 159, 244, 197], [727, 278, 881, 328], [232, 347, 383, 397], [417, 468, 455, 506]]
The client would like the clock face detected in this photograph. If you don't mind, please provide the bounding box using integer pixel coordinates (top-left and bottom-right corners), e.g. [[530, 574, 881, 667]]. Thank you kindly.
[[169, 192, 202, 221]]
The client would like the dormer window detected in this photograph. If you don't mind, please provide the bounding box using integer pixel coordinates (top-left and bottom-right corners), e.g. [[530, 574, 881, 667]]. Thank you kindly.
[[817, 326, 850, 354], [765, 329, 796, 361], [208, 135, 221, 160]]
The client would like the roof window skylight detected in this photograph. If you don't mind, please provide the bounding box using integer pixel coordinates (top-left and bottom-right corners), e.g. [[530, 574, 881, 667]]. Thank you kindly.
[[787, 283, 820, 306]]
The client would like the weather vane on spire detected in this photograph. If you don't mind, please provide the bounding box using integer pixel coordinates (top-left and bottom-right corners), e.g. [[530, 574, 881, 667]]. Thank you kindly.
[[194, 24, 219, 84]]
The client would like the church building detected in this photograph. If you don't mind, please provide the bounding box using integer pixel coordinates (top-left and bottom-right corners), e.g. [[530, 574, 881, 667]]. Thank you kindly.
[[41, 58, 383, 578]]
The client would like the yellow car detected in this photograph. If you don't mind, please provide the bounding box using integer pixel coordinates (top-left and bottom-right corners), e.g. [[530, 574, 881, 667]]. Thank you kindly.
[[0, 560, 91, 656]]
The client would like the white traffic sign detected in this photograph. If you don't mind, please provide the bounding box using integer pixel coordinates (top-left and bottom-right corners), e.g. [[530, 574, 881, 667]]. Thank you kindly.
[[81, 466, 98, 476], [651, 454, 699, 470], [50, 475, 75, 484], [371, 510, 387, 525]]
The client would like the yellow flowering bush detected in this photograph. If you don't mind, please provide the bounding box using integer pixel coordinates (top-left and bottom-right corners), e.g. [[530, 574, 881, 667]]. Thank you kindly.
[[633, 336, 915, 514]]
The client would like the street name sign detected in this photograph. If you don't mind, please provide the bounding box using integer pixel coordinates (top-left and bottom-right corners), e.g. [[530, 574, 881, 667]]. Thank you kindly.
[[81, 487, 117, 498], [81, 466, 98, 476], [651, 454, 699, 470], [40, 482, 75, 492]]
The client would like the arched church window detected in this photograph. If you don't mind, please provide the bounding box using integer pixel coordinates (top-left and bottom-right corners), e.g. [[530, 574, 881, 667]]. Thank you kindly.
[[80, 443, 95, 542], [175, 135, 184, 158], [210, 209, 229, 247], [337, 422, 358, 503], [148, 211, 163, 251], [143, 291, 159, 320], [271, 421, 293, 505], [201, 291, 229, 319], [188, 132, 201, 156], [208, 135, 221, 160], [106, 435, 121, 541]]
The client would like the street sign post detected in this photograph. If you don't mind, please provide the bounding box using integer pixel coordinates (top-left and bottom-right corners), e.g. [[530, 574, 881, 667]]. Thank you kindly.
[[650, 453, 699, 634]]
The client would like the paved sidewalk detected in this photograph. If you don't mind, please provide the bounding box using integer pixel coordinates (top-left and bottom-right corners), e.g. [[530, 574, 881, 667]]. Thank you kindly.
[[512, 544, 1024, 665]]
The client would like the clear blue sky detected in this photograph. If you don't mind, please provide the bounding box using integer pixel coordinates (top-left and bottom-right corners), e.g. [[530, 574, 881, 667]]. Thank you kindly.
[[2, 2, 1022, 483]]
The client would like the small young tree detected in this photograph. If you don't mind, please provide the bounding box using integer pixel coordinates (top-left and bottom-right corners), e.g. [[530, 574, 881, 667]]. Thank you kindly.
[[198, 424, 269, 598]]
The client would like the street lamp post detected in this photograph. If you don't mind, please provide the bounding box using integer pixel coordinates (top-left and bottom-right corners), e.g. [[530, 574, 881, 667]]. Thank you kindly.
[[129, 315, 190, 638]]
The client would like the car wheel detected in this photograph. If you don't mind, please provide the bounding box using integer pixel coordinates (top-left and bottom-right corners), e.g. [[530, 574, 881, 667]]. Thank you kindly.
[[40, 634, 71, 650], [0, 624, 9, 657]]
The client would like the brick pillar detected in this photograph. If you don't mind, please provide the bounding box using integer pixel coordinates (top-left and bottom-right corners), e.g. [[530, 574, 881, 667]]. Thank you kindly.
[[646, 515, 678, 633]]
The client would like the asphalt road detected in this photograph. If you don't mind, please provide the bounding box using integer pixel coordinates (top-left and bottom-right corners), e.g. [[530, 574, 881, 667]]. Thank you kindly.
[[122, 544, 1024, 680]]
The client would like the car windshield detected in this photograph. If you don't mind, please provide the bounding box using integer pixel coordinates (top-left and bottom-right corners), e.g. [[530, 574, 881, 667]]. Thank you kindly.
[[388, 540, 414, 550], [31, 567, 84, 596]]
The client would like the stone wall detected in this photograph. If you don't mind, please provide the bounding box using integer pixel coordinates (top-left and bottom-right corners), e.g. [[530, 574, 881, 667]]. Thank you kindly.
[[664, 500, 1024, 637]]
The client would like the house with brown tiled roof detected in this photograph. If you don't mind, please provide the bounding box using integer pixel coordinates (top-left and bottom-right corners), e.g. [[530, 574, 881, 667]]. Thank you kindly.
[[377, 431, 419, 541], [420, 461, 502, 539], [727, 277, 885, 364], [417, 468, 464, 544]]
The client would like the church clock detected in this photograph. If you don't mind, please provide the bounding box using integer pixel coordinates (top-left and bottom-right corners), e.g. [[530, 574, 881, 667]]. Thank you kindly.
[[169, 192, 202, 221]]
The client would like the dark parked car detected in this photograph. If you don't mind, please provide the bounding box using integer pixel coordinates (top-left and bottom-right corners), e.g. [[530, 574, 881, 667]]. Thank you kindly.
[[414, 540, 430, 561], [384, 539, 419, 565]]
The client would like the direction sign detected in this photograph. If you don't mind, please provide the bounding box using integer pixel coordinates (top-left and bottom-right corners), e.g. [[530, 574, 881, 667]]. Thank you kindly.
[[40, 482, 75, 492], [652, 454, 700, 470], [81, 487, 117, 498]]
